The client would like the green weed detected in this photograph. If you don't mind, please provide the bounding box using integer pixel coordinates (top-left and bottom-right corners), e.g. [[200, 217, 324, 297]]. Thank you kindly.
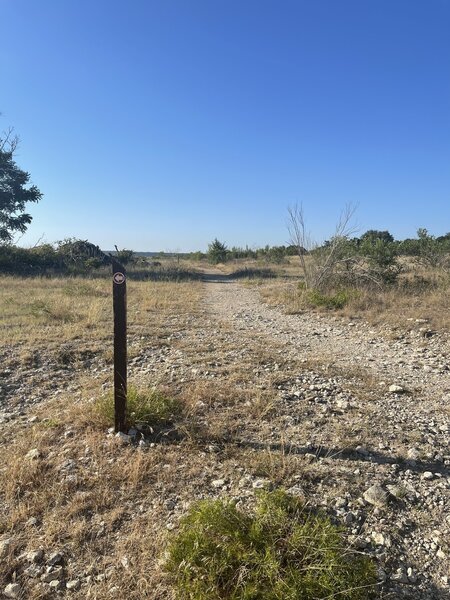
[[93, 386, 183, 429], [306, 288, 358, 310], [166, 489, 377, 600]]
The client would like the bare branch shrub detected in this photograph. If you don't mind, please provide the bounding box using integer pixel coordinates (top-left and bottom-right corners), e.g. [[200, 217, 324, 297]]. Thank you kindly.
[[287, 203, 358, 290]]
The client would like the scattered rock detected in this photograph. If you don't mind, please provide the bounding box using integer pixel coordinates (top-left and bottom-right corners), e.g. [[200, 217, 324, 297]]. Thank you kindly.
[[3, 583, 21, 599], [211, 479, 226, 489], [66, 579, 81, 590], [27, 548, 44, 563], [0, 538, 11, 558], [25, 448, 41, 460], [49, 579, 62, 590], [252, 478, 271, 490], [388, 384, 405, 393], [47, 551, 63, 566], [363, 484, 391, 508], [41, 566, 63, 582]]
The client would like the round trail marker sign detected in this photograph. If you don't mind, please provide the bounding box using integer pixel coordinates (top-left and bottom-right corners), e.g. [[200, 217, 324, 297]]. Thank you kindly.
[[113, 272, 126, 284]]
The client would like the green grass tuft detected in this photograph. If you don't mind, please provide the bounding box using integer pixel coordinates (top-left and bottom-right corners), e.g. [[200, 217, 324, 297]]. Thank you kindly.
[[166, 490, 377, 600], [93, 386, 183, 429], [306, 288, 358, 310]]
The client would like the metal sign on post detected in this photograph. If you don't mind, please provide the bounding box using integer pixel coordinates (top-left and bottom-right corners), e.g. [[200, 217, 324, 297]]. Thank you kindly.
[[112, 257, 127, 433]]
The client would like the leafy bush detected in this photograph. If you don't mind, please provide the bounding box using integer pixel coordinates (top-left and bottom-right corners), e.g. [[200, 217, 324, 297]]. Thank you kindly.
[[359, 238, 401, 284], [114, 247, 135, 265], [93, 386, 183, 429], [166, 490, 377, 600]]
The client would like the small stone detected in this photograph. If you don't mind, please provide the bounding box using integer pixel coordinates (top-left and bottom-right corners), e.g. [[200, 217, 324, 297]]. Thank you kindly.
[[25, 448, 41, 460], [115, 432, 130, 444], [335, 399, 349, 409], [41, 566, 63, 582], [422, 471, 434, 480], [371, 532, 389, 546], [391, 568, 408, 584], [252, 478, 271, 489], [437, 549, 446, 559], [3, 583, 21, 599], [49, 580, 62, 590], [66, 579, 81, 590], [27, 549, 44, 563], [407, 448, 420, 460], [0, 538, 11, 558], [286, 485, 305, 501], [23, 564, 43, 578], [344, 512, 355, 525], [47, 552, 63, 566], [387, 484, 407, 499], [26, 517, 38, 527], [335, 496, 347, 508], [363, 484, 390, 508], [211, 479, 226, 489], [389, 384, 405, 393], [304, 453, 316, 462]]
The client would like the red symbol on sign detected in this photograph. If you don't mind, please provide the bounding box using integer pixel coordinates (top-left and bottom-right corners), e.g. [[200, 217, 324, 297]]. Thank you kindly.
[[113, 272, 126, 284]]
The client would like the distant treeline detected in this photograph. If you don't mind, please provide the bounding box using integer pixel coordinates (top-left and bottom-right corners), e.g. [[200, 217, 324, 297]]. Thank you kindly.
[[0, 239, 136, 275], [0, 229, 449, 275], [198, 230, 450, 264]]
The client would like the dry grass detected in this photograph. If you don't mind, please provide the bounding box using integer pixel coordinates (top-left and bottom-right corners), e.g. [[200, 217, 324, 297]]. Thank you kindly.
[[0, 275, 202, 359], [0, 274, 307, 599], [1, 267, 445, 597], [258, 269, 450, 331]]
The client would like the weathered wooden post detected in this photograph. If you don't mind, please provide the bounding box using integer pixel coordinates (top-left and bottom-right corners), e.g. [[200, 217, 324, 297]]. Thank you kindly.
[[112, 257, 127, 433]]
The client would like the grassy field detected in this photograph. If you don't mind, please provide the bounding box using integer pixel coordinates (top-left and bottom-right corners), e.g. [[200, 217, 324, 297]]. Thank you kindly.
[[0, 275, 205, 599], [0, 260, 448, 598]]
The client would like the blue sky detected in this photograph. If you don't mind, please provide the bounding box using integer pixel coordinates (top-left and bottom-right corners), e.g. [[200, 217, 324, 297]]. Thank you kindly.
[[1, 0, 449, 251]]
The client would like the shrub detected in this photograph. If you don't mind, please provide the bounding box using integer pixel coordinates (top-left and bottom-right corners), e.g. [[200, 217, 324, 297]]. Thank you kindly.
[[166, 490, 377, 600], [93, 386, 183, 429], [208, 239, 228, 264], [306, 288, 356, 310]]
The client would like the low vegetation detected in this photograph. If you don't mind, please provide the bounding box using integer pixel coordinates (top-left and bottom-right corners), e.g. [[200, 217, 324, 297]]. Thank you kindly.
[[166, 490, 377, 600], [93, 386, 183, 430]]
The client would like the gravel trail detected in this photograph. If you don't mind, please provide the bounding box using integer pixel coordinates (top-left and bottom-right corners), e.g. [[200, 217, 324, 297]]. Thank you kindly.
[[202, 275, 450, 599]]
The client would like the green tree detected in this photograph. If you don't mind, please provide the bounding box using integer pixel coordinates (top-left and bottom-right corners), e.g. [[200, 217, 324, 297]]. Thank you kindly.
[[416, 228, 448, 270], [0, 129, 42, 242], [360, 237, 401, 284], [360, 229, 394, 244], [207, 238, 228, 264]]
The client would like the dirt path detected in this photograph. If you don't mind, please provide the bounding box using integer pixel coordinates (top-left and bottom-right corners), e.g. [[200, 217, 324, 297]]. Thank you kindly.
[[205, 277, 450, 395], [200, 275, 449, 598]]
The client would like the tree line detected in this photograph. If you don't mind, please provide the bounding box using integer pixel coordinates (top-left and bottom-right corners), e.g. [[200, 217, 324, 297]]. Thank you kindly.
[[1, 123, 449, 279]]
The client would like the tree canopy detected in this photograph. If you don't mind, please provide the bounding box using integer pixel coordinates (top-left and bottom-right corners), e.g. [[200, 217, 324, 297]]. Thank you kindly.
[[207, 238, 228, 264], [0, 130, 42, 242]]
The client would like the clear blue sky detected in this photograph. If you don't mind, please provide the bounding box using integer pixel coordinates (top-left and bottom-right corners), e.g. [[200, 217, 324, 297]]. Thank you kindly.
[[2, 0, 449, 251]]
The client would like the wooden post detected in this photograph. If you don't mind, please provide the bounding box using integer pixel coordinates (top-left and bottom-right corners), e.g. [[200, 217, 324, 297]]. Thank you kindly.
[[112, 258, 127, 433]]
